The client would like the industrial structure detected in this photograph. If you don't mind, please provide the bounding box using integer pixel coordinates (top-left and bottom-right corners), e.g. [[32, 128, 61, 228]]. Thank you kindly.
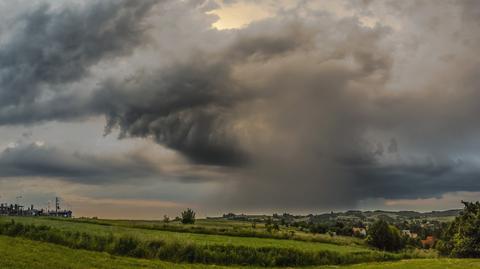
[[0, 197, 72, 218]]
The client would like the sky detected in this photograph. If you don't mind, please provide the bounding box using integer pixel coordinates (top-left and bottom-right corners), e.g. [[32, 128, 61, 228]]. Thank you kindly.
[[1, 0, 480, 219]]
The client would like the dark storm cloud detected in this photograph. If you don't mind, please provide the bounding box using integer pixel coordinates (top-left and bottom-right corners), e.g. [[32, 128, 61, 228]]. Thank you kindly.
[[0, 93, 93, 125], [0, 143, 160, 184], [349, 157, 480, 200], [0, 0, 159, 123], [93, 23, 312, 166], [94, 61, 248, 166]]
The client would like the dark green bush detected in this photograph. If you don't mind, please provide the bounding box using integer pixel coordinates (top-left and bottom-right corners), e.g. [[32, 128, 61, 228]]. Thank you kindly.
[[181, 208, 196, 224], [367, 220, 405, 251]]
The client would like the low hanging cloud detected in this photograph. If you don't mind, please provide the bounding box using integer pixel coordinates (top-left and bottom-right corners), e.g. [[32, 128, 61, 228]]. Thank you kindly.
[[1, 0, 480, 211], [0, 142, 161, 184]]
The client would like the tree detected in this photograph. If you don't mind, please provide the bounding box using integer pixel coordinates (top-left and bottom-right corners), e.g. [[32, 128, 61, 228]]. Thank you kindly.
[[265, 218, 274, 233], [163, 214, 170, 223], [437, 201, 480, 257], [309, 224, 328, 234], [367, 220, 404, 251], [181, 208, 196, 224], [273, 223, 280, 232]]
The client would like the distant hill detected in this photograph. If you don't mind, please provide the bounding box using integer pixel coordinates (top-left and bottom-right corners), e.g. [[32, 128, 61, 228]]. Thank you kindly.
[[308, 209, 461, 224], [217, 209, 462, 224]]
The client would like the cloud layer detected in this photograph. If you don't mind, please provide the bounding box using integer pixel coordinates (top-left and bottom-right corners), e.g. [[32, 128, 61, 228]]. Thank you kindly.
[[0, 142, 161, 184], [1, 0, 480, 213]]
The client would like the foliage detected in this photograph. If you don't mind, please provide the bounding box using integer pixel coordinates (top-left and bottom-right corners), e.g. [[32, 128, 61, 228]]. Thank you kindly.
[[5, 216, 367, 253], [437, 201, 480, 257], [264, 218, 280, 233], [2, 234, 480, 269], [0, 235, 233, 269], [310, 224, 328, 234], [367, 220, 405, 251], [0, 219, 408, 267], [181, 209, 196, 224]]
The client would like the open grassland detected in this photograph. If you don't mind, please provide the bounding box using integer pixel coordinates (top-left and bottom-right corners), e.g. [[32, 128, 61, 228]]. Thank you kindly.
[[2, 217, 404, 267], [4, 217, 367, 253], [0, 235, 478, 269], [53, 217, 365, 246], [0, 235, 232, 269], [327, 259, 480, 269], [2, 216, 430, 267]]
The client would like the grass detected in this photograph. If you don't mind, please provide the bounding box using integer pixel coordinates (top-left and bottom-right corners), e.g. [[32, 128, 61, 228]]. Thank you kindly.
[[0, 235, 233, 269], [0, 217, 441, 267], [323, 259, 480, 268], [57, 217, 366, 246], [3, 217, 368, 253], [1, 219, 398, 267], [1, 235, 479, 269], [2, 217, 424, 267]]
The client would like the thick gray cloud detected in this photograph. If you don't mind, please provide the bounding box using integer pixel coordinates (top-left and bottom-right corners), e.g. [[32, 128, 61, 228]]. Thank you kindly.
[[0, 0, 159, 124], [1, 0, 480, 212], [94, 27, 311, 165], [94, 60, 249, 166], [0, 142, 160, 184]]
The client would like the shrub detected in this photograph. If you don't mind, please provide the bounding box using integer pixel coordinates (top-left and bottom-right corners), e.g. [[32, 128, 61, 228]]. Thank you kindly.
[[181, 208, 196, 224], [367, 220, 405, 251]]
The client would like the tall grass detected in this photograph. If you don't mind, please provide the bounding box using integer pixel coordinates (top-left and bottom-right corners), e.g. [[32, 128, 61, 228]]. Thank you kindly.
[[55, 217, 365, 246], [0, 220, 404, 267]]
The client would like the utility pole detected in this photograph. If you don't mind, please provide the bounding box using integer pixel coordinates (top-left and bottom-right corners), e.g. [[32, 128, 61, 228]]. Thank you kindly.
[[55, 197, 60, 213], [15, 196, 22, 215]]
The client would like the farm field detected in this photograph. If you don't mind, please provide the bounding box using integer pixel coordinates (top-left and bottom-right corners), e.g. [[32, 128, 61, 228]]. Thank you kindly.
[[0, 235, 233, 269], [59, 217, 366, 247], [82, 218, 365, 244], [2, 216, 402, 267], [4, 217, 368, 253], [1, 235, 479, 269]]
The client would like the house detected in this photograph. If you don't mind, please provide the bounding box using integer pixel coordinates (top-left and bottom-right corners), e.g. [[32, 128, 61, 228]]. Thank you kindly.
[[402, 230, 418, 239], [352, 227, 367, 237], [401, 230, 411, 237], [421, 236, 436, 249]]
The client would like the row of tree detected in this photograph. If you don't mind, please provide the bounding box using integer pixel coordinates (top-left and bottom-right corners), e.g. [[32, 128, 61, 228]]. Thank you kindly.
[[176, 202, 480, 258], [366, 201, 480, 257]]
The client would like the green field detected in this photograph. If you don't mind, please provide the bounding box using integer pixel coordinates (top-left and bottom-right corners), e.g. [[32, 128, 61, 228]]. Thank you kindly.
[[39, 217, 366, 246], [2, 216, 401, 267], [337, 260, 480, 269], [0, 235, 231, 269], [1, 235, 479, 269], [4, 217, 368, 253]]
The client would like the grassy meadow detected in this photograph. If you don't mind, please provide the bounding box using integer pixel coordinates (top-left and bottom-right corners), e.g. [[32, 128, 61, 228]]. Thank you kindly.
[[0, 216, 470, 269], [1, 235, 479, 269], [0, 235, 232, 269], [4, 217, 367, 253]]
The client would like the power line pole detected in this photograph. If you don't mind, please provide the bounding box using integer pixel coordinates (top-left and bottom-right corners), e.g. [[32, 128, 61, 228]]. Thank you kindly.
[[55, 197, 60, 213]]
